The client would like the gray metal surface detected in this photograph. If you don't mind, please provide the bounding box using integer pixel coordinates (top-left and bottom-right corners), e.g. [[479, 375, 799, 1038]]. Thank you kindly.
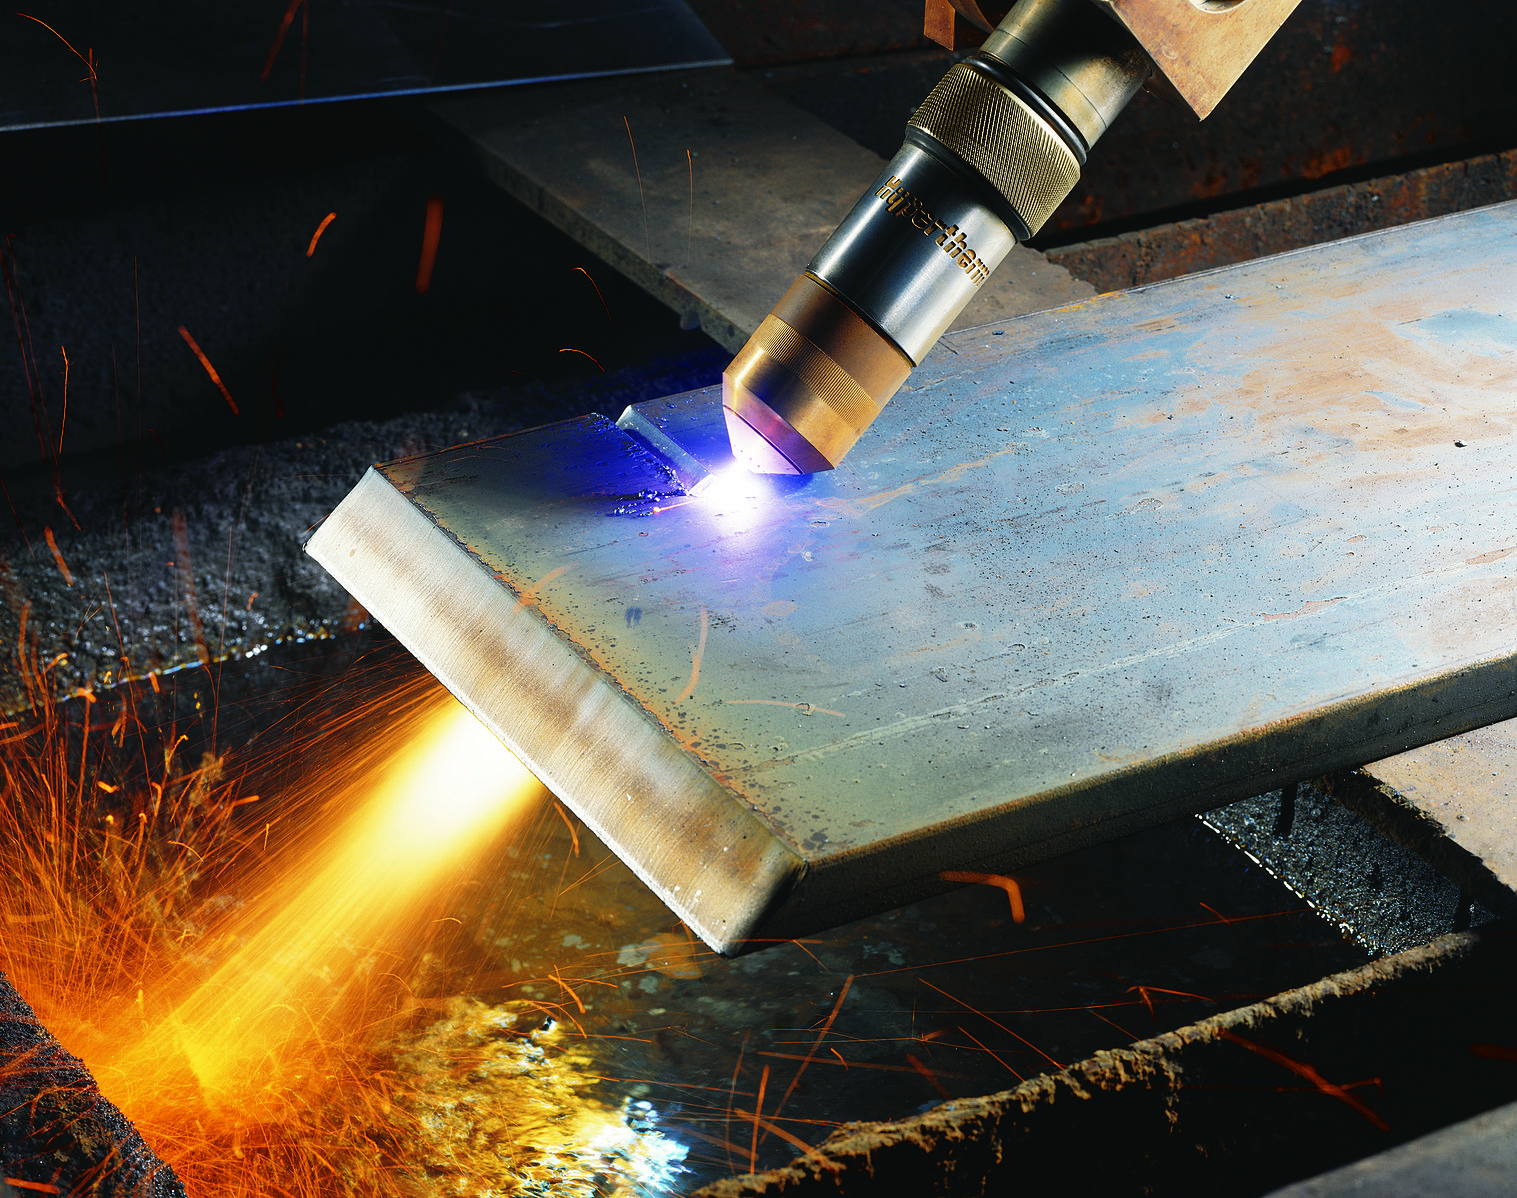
[[1264, 1099, 1517, 1198], [1, 0, 728, 131], [309, 202, 1517, 953], [425, 69, 1093, 355]]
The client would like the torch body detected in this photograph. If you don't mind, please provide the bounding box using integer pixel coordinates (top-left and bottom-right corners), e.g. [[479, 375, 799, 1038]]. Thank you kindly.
[[723, 0, 1157, 474]]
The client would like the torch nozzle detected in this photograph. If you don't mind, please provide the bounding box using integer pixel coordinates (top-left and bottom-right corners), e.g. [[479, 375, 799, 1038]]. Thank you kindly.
[[722, 0, 1152, 474], [722, 273, 912, 474]]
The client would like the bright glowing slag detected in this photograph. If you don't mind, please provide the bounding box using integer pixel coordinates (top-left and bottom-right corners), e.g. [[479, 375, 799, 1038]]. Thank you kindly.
[[160, 701, 537, 1102], [0, 670, 685, 1196]]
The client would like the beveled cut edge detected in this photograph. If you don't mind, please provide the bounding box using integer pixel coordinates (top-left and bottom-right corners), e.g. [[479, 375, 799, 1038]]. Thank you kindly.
[[307, 465, 806, 955]]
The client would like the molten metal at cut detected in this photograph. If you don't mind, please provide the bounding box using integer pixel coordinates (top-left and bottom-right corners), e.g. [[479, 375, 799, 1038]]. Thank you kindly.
[[723, 0, 1154, 473]]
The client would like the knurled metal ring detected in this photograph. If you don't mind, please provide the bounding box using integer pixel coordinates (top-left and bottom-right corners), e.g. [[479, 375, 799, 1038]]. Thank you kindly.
[[908, 62, 1081, 236]]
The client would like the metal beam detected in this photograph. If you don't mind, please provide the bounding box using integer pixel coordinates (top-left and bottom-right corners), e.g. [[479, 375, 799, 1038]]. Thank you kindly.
[[309, 202, 1517, 953]]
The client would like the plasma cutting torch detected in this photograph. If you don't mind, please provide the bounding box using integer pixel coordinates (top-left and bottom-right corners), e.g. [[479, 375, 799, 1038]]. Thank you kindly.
[[304, 0, 1321, 955], [722, 0, 1302, 475]]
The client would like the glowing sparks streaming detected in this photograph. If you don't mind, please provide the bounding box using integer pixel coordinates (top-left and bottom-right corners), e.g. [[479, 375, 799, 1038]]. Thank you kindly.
[[0, 663, 691, 1195], [142, 700, 537, 1102]]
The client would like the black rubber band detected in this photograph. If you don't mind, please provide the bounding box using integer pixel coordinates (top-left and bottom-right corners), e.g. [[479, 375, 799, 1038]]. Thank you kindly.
[[901, 126, 1035, 243], [964, 52, 1090, 163]]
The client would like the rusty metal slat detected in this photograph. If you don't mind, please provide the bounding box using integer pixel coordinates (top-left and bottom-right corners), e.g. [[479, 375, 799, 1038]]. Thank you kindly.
[[1044, 148, 1517, 293], [1334, 716, 1517, 921], [308, 202, 1517, 953]]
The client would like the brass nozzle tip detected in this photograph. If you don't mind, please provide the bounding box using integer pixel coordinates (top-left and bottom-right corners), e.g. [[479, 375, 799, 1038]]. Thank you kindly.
[[722, 275, 911, 474]]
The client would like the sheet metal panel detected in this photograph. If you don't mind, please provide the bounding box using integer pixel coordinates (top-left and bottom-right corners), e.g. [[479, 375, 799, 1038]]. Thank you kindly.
[[308, 202, 1517, 953]]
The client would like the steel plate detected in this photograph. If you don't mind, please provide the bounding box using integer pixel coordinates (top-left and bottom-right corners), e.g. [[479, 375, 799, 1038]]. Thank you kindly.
[[309, 201, 1517, 953]]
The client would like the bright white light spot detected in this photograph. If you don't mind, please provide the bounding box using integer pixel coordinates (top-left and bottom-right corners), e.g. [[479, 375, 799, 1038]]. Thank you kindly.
[[690, 464, 765, 502], [376, 702, 536, 856], [688, 466, 774, 533]]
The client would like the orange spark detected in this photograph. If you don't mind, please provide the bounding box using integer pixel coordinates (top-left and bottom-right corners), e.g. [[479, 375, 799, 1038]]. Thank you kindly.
[[245, 591, 258, 611], [550, 965, 586, 1014], [771, 974, 852, 1137], [624, 116, 650, 260], [757, 1052, 952, 1076], [749, 1064, 769, 1173], [1219, 1029, 1389, 1130], [42, 526, 72, 587], [57, 346, 68, 455], [1199, 901, 1235, 924], [177, 326, 239, 415], [1470, 1042, 1517, 1063], [17, 12, 104, 183], [571, 266, 611, 321], [558, 346, 604, 371], [733, 1108, 833, 1171], [52, 477, 79, 530], [724, 1029, 750, 1174], [17, 15, 95, 83], [261, 0, 307, 92], [674, 605, 709, 704], [4, 1178, 60, 1194], [905, 1053, 951, 1098], [957, 1025, 1023, 1080], [414, 194, 444, 293], [921, 977, 1064, 1072], [1128, 984, 1217, 1021], [675, 1125, 753, 1161], [550, 799, 580, 856], [1088, 1005, 1141, 1043], [306, 211, 337, 256], [940, 869, 1026, 923]]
